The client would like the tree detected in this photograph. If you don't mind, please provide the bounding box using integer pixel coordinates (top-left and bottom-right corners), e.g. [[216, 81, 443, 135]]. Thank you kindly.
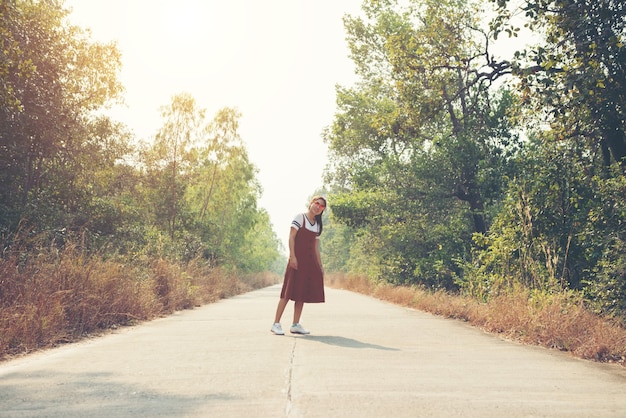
[[0, 0, 123, 234], [0, 2, 281, 274], [323, 0, 519, 287], [0, 0, 35, 114], [482, 0, 626, 318], [492, 0, 626, 166], [185, 107, 263, 268], [144, 93, 202, 239], [238, 209, 282, 273]]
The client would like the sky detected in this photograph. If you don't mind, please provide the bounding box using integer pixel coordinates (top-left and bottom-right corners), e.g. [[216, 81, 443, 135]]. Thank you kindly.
[[63, 0, 363, 252]]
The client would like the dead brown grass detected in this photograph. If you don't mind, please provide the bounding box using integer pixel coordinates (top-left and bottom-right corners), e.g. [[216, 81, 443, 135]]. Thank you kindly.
[[0, 244, 279, 361], [326, 273, 626, 367]]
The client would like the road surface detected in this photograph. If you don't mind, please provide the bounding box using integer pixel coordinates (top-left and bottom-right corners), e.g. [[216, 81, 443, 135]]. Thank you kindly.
[[1, 285, 625, 417]]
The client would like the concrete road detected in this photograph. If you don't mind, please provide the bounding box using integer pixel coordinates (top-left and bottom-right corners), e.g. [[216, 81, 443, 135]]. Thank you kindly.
[[1, 285, 625, 417]]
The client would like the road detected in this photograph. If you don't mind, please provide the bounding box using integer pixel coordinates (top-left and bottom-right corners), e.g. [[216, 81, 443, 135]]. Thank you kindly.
[[0, 285, 625, 417]]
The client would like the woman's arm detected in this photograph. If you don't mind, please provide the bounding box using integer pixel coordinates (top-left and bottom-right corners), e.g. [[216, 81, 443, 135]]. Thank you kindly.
[[288, 226, 298, 269], [314, 238, 323, 274]]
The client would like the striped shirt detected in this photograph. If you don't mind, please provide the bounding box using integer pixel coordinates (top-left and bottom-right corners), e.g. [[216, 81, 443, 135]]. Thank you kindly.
[[291, 213, 320, 237]]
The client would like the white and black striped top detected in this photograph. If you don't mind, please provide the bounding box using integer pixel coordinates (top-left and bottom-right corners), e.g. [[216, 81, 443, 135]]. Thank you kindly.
[[291, 213, 320, 237]]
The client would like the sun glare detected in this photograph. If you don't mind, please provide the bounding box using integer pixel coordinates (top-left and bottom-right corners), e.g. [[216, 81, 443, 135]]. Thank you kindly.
[[130, 2, 251, 81], [64, 0, 363, 252]]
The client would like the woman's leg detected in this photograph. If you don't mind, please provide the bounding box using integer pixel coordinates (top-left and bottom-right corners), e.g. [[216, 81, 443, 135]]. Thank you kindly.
[[293, 301, 304, 324], [274, 297, 289, 323]]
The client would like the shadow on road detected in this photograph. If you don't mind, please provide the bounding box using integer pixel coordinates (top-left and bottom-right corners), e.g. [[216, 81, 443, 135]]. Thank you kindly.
[[300, 335, 399, 351], [0, 369, 237, 417]]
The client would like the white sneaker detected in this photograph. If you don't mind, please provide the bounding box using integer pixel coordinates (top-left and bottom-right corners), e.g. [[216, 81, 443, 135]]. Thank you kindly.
[[290, 323, 310, 335], [271, 323, 284, 335]]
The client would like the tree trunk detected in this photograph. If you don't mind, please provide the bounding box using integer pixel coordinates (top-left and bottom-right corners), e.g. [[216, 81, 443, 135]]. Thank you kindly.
[[454, 183, 487, 235], [601, 113, 626, 167]]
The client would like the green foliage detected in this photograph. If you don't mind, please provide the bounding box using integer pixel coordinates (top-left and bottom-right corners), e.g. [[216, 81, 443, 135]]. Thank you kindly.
[[582, 167, 626, 318], [493, 0, 626, 165], [320, 215, 357, 274], [0, 1, 282, 275], [465, 0, 626, 319], [459, 133, 591, 293], [324, 0, 519, 289], [324, 0, 626, 320], [0, 0, 123, 234], [0, 0, 36, 112], [459, 130, 626, 321], [144, 93, 201, 239], [585, 238, 626, 320], [140, 97, 279, 272], [238, 209, 282, 273]]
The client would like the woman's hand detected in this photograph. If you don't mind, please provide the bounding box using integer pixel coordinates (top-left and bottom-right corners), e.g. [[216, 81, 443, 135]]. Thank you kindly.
[[289, 255, 298, 270]]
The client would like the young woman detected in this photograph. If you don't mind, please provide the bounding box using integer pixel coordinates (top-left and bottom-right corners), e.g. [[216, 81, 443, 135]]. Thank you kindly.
[[271, 196, 327, 335]]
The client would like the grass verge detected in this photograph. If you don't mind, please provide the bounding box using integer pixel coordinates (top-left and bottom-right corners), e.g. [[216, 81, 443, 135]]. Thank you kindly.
[[0, 243, 279, 361], [326, 273, 626, 367]]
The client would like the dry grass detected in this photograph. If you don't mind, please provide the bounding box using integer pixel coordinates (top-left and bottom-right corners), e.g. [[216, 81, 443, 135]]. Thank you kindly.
[[5, 243, 623, 368], [326, 273, 626, 367], [0, 244, 279, 361]]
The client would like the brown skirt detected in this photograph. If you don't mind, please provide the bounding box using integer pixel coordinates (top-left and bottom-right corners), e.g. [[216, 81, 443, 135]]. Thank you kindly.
[[280, 264, 325, 303]]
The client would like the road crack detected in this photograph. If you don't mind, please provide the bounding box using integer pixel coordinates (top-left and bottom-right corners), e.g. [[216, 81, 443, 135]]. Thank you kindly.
[[285, 338, 297, 417]]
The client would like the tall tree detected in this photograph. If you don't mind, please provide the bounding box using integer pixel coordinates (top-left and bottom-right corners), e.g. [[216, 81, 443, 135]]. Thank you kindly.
[[492, 0, 626, 166], [324, 0, 519, 287], [146, 93, 202, 239], [0, 0, 34, 113], [185, 107, 262, 268], [0, 0, 123, 232], [480, 0, 626, 318]]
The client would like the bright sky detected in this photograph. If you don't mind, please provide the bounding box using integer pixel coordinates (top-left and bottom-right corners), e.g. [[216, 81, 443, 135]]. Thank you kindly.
[[64, 0, 363, 252]]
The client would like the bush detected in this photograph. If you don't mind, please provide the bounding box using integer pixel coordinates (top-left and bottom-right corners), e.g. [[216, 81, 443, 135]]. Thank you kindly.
[[0, 236, 279, 360], [327, 273, 626, 366]]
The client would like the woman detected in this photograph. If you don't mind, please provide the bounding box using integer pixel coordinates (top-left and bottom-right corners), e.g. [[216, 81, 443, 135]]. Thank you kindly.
[[271, 195, 327, 335]]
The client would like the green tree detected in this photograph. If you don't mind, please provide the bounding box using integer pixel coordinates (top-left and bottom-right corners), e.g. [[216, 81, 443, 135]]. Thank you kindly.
[[144, 93, 202, 240], [140, 97, 280, 271], [324, 0, 519, 287], [492, 0, 626, 166], [238, 209, 282, 273], [0, 0, 35, 113], [185, 107, 264, 269], [460, 132, 596, 298], [0, 0, 123, 235], [481, 0, 626, 318]]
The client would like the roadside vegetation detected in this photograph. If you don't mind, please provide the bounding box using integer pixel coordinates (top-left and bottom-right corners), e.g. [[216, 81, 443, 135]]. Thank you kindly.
[[320, 0, 626, 369], [327, 273, 626, 367], [0, 234, 279, 361], [0, 1, 282, 360]]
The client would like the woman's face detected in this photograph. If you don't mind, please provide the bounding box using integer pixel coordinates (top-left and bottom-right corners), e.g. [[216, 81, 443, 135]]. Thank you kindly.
[[310, 198, 326, 214]]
